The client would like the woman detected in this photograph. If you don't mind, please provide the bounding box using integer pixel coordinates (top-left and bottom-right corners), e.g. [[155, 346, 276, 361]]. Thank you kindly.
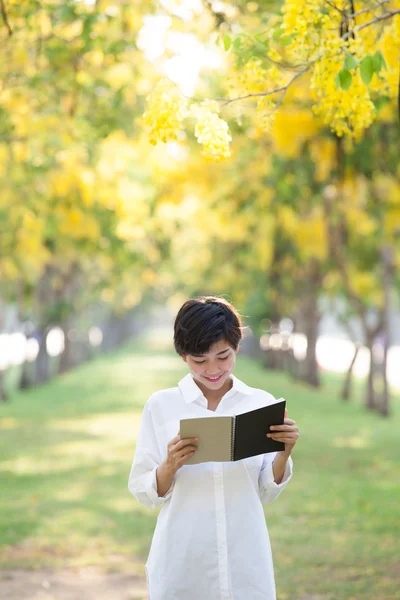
[[128, 296, 299, 600]]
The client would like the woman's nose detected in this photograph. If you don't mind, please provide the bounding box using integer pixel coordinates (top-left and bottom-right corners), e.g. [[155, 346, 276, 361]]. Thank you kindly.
[[205, 365, 221, 375]]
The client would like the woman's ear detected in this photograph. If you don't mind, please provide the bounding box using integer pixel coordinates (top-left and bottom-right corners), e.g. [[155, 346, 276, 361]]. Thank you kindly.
[[182, 355, 188, 363]]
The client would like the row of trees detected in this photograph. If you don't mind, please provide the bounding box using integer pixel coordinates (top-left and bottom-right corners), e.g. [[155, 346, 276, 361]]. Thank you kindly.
[[0, 1, 165, 399], [1, 1, 399, 414], [141, 0, 400, 415]]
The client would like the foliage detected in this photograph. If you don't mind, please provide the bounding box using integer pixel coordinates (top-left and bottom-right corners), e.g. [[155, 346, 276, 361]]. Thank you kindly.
[[143, 1, 400, 158], [0, 0, 164, 315]]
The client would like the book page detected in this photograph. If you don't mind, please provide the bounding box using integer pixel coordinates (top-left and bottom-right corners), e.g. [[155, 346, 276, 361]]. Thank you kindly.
[[180, 416, 234, 464]]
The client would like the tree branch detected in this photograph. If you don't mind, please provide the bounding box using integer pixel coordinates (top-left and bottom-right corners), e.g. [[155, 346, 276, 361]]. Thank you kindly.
[[342, 7, 400, 39], [350, 0, 391, 20], [263, 54, 308, 72], [213, 68, 307, 106], [208, 6, 398, 107], [325, 0, 347, 17], [0, 0, 12, 36]]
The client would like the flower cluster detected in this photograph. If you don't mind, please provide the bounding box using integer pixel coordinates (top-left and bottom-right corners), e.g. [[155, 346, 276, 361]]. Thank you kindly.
[[281, 0, 328, 62], [228, 58, 269, 95], [311, 38, 376, 139], [377, 16, 400, 99], [191, 101, 232, 161], [227, 59, 282, 132], [143, 80, 187, 145]]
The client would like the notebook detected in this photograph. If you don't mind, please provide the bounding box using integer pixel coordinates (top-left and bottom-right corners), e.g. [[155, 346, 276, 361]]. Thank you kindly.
[[180, 398, 286, 464]]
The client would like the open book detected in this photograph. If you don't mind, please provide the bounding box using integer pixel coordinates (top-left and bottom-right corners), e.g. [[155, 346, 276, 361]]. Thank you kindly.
[[180, 399, 286, 464]]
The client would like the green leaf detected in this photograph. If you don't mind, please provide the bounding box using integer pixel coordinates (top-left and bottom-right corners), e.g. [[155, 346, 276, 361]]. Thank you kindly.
[[279, 35, 294, 46], [335, 69, 353, 91], [223, 35, 232, 52], [344, 54, 357, 70], [253, 35, 268, 50], [360, 56, 374, 86], [372, 50, 387, 73], [272, 28, 284, 41]]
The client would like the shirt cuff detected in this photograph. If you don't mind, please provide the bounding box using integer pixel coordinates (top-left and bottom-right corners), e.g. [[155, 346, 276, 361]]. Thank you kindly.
[[262, 455, 293, 489], [147, 467, 175, 507]]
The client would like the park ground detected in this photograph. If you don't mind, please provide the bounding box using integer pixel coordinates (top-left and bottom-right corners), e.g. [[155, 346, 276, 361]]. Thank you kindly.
[[1, 328, 399, 600]]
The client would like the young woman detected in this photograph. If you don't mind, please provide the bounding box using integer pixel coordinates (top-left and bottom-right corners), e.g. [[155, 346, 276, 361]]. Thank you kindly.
[[128, 296, 299, 600]]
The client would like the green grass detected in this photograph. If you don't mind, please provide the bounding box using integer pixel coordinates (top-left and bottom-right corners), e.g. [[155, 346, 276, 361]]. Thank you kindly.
[[1, 328, 399, 599]]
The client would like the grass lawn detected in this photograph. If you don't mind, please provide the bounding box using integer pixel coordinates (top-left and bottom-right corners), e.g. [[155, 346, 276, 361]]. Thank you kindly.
[[1, 328, 399, 599]]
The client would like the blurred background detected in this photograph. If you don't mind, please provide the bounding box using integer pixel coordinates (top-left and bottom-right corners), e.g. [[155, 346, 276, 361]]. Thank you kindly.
[[1, 1, 399, 599]]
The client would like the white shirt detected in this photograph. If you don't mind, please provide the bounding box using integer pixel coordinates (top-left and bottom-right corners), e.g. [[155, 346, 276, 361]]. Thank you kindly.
[[128, 373, 293, 600]]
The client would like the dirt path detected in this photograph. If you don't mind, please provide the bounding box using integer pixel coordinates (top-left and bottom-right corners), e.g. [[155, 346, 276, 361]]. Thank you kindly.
[[0, 569, 148, 600]]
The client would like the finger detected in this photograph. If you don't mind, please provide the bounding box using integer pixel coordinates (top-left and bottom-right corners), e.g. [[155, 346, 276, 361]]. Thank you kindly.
[[268, 438, 296, 445], [173, 438, 199, 452], [175, 444, 198, 457], [169, 433, 181, 445], [270, 424, 297, 431], [178, 453, 197, 467], [267, 433, 298, 441], [176, 447, 197, 462], [284, 408, 288, 419], [268, 430, 298, 437], [269, 430, 299, 436], [283, 418, 296, 425], [173, 438, 198, 452]]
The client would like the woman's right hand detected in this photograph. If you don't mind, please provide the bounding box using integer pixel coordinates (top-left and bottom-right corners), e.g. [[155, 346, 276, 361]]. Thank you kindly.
[[156, 434, 198, 497], [163, 433, 198, 474]]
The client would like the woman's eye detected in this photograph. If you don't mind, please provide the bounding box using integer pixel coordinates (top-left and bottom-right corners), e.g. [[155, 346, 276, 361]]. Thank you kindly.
[[218, 356, 229, 361], [193, 360, 205, 364]]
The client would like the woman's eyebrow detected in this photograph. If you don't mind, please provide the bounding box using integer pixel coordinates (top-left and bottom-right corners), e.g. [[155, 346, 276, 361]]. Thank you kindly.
[[192, 348, 230, 358]]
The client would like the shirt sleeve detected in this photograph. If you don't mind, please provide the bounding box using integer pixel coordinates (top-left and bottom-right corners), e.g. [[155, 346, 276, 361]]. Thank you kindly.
[[258, 452, 293, 504], [128, 398, 175, 509]]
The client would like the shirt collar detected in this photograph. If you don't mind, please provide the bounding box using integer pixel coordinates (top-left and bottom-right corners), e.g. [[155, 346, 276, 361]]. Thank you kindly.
[[178, 373, 253, 404]]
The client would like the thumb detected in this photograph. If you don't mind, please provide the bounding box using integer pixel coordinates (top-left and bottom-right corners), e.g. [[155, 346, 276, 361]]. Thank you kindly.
[[284, 408, 288, 419]]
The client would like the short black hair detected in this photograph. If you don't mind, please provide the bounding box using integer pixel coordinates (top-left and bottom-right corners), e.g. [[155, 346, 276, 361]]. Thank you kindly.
[[173, 296, 244, 356]]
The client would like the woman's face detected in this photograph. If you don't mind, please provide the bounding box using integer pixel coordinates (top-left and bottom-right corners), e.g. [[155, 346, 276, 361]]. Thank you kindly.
[[182, 339, 238, 391]]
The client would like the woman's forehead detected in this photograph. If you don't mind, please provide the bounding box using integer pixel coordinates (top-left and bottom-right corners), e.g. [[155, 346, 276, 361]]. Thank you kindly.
[[191, 340, 232, 357]]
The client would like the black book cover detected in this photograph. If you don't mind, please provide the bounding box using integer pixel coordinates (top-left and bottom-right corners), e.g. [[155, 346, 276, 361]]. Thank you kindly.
[[233, 400, 286, 460]]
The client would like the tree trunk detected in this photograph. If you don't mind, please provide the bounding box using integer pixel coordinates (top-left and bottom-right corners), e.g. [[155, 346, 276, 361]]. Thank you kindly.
[[380, 333, 389, 416], [35, 329, 50, 384], [366, 337, 376, 410], [59, 324, 74, 374], [378, 246, 392, 416], [363, 247, 393, 415], [286, 347, 300, 379], [303, 306, 320, 387], [263, 323, 286, 371], [0, 371, 8, 401], [341, 342, 360, 401], [19, 357, 35, 390], [298, 261, 322, 388]]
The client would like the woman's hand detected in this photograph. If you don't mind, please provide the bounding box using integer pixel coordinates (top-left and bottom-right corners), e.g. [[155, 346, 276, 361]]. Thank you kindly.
[[156, 434, 198, 497], [163, 433, 199, 475], [267, 408, 299, 455]]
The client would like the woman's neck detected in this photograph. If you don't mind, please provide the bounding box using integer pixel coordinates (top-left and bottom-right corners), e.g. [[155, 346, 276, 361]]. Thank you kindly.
[[195, 377, 233, 408]]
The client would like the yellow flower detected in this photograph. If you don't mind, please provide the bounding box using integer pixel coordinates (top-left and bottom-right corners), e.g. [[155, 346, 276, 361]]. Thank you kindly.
[[143, 80, 187, 145], [191, 102, 232, 161]]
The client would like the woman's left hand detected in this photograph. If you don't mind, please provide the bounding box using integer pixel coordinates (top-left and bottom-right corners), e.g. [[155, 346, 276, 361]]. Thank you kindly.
[[267, 408, 299, 455]]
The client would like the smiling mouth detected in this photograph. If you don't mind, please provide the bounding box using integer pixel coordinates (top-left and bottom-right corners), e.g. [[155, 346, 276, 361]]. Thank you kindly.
[[204, 375, 223, 382]]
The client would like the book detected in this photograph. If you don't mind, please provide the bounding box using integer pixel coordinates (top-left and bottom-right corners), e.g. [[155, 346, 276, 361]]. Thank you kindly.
[[180, 399, 286, 464]]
